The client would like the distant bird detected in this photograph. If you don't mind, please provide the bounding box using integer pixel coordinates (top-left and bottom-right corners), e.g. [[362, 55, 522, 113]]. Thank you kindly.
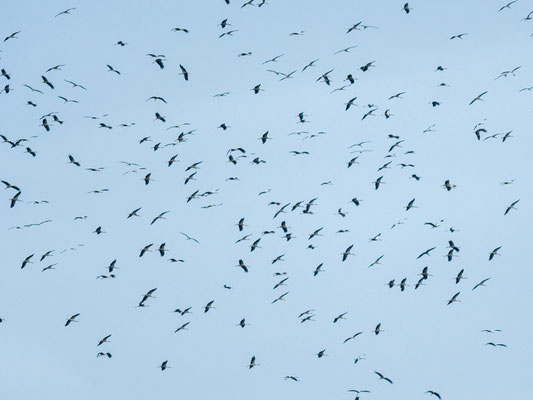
[[21, 254, 34, 269], [174, 322, 190, 333], [447, 292, 461, 305], [345, 97, 357, 110], [55, 8, 76, 17], [442, 180, 456, 191], [271, 291, 289, 304], [333, 312, 348, 323], [179, 65, 189, 81], [237, 318, 250, 328], [472, 278, 491, 291], [237, 259, 249, 273], [248, 356, 259, 369], [498, 1, 518, 12], [405, 198, 416, 211], [97, 335, 112, 346], [313, 263, 324, 276], [107, 65, 121, 74], [403, 3, 411, 13], [302, 59, 319, 72], [341, 244, 354, 261], [450, 33, 468, 40], [138, 288, 157, 307], [343, 331, 363, 344], [374, 371, 393, 384], [151, 211, 170, 225], [158, 360, 170, 371], [489, 246, 501, 261], [504, 199, 519, 215], [204, 300, 215, 313], [180, 232, 199, 243], [454, 269, 466, 284], [41, 76, 54, 89], [65, 313, 80, 326], [139, 243, 153, 257], [9, 191, 21, 208], [425, 391, 442, 399], [4, 31, 21, 42], [171, 27, 189, 33], [469, 91, 488, 105]]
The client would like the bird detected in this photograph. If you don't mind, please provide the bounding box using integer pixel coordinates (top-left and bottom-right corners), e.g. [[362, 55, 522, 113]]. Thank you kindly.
[[469, 91, 488, 105], [219, 29, 239, 38], [204, 300, 215, 313], [442, 180, 456, 191], [313, 263, 324, 276], [158, 360, 170, 371], [345, 97, 357, 110], [450, 33, 468, 40], [97, 335, 112, 346], [316, 349, 328, 358], [472, 278, 491, 291], [9, 191, 21, 208], [139, 244, 153, 257], [405, 198, 416, 211], [41, 76, 54, 89], [454, 269, 466, 284], [343, 331, 363, 344], [55, 8, 76, 17], [107, 65, 121, 74], [263, 54, 284, 64], [333, 312, 348, 323], [237, 318, 250, 328], [403, 3, 411, 13], [504, 200, 519, 215], [302, 59, 319, 72], [138, 288, 157, 307], [21, 254, 34, 269], [65, 313, 80, 326], [179, 65, 189, 81], [251, 84, 263, 94], [425, 391, 442, 399], [341, 245, 354, 261], [489, 246, 501, 261], [174, 322, 190, 333], [388, 92, 405, 100], [151, 211, 170, 225], [271, 292, 289, 304], [180, 232, 199, 243], [447, 292, 461, 305], [4, 31, 21, 42], [68, 155, 81, 167], [374, 371, 393, 384], [316, 69, 334, 85], [248, 356, 259, 369], [171, 27, 189, 33], [237, 259, 249, 273], [499, 0, 518, 11]]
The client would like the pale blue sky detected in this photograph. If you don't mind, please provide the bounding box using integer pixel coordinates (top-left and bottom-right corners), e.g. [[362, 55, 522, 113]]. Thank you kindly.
[[1, 1, 532, 399]]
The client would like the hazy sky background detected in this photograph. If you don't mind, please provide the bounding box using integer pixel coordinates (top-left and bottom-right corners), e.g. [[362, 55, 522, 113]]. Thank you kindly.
[[1, 1, 532, 399]]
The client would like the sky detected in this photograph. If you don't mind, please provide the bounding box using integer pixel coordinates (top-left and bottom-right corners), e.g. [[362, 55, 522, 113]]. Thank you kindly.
[[1, 0, 532, 399]]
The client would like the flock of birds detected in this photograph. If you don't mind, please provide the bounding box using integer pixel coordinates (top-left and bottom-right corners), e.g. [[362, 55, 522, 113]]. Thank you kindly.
[[1, 1, 531, 399]]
